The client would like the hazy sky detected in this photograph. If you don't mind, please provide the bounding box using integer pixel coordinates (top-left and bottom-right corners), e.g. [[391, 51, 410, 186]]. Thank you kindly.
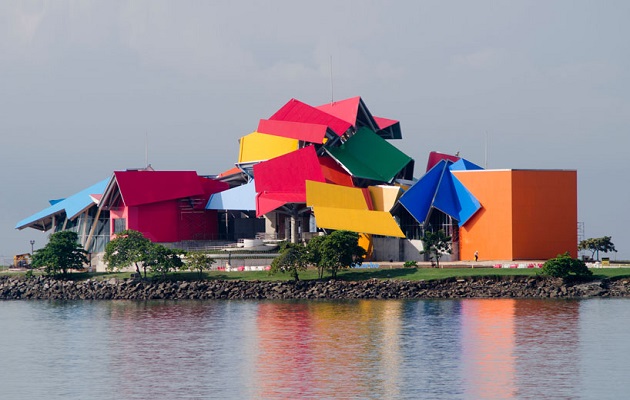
[[1, 0, 628, 263]]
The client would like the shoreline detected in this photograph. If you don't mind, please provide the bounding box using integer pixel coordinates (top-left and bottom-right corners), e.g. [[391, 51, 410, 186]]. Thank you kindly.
[[2, 275, 629, 300]]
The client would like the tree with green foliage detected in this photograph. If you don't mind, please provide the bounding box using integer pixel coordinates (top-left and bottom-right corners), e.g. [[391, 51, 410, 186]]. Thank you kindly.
[[144, 243, 185, 279], [270, 242, 309, 281], [542, 252, 592, 279], [104, 229, 151, 276], [317, 230, 366, 279], [31, 231, 88, 277], [578, 236, 617, 261], [184, 251, 216, 278], [420, 230, 452, 268], [306, 235, 326, 279]]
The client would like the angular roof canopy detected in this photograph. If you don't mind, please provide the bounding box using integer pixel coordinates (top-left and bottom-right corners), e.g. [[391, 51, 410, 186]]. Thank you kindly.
[[253, 145, 326, 216], [15, 178, 109, 231], [316, 97, 402, 139], [257, 119, 331, 144], [398, 159, 482, 227], [368, 185, 404, 212], [269, 98, 352, 137], [373, 116, 403, 140], [318, 156, 354, 187], [326, 127, 413, 183], [426, 151, 460, 172], [450, 158, 483, 171], [206, 179, 256, 211], [305, 180, 405, 238], [238, 131, 298, 163], [306, 180, 372, 210], [101, 171, 228, 209]]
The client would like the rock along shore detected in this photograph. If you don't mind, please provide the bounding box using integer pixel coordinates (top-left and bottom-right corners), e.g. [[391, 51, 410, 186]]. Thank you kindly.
[[2, 275, 630, 300]]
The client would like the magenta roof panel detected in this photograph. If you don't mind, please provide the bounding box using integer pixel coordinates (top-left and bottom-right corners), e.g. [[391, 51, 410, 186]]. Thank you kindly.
[[426, 151, 460, 172]]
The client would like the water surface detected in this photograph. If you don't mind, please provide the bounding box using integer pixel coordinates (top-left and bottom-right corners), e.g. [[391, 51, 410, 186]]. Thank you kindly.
[[1, 298, 628, 399]]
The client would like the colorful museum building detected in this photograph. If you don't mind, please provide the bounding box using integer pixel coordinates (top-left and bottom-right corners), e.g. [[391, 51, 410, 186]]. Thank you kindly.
[[16, 96, 577, 263]]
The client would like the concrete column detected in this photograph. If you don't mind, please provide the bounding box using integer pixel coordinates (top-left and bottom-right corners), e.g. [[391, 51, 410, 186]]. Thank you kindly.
[[290, 213, 298, 243]]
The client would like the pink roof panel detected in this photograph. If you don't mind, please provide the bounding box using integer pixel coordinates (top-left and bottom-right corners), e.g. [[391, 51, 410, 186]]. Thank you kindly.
[[257, 119, 329, 144], [315, 96, 362, 125], [374, 116, 398, 130]]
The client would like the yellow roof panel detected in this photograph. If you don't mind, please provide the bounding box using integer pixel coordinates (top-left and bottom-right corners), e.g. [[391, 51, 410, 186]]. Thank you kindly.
[[368, 185, 403, 212], [306, 180, 369, 210], [238, 132, 299, 163], [359, 233, 373, 259], [312, 206, 406, 237]]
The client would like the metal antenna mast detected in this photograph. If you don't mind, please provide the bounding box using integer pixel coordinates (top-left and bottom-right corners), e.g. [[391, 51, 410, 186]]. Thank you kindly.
[[330, 55, 334, 103]]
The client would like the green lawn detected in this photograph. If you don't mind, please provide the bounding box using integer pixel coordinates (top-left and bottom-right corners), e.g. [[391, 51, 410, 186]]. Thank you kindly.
[[6, 266, 630, 282]]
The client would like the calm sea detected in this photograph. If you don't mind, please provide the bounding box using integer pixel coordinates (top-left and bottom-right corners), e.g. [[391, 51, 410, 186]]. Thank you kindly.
[[1, 298, 628, 399]]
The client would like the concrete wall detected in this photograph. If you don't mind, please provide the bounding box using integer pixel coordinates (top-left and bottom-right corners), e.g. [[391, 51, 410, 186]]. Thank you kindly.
[[372, 237, 425, 262]]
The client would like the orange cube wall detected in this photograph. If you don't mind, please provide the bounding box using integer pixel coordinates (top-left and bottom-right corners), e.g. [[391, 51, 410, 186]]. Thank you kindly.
[[453, 170, 577, 261]]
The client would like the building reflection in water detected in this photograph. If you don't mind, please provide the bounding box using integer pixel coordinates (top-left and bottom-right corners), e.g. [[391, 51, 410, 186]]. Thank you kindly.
[[461, 299, 516, 399], [255, 300, 403, 399], [99, 298, 583, 399]]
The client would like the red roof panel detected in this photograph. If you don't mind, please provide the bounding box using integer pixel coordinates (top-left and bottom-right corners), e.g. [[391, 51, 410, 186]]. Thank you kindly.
[[318, 156, 354, 187], [269, 98, 352, 137], [253, 146, 326, 216], [253, 146, 325, 195], [256, 192, 305, 216], [114, 171, 206, 207]]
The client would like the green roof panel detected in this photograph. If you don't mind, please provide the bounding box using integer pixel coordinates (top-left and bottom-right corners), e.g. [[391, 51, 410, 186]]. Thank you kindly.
[[326, 127, 412, 183]]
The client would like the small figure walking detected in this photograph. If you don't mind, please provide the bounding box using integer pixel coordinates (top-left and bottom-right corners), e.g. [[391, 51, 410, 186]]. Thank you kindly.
[[474, 250, 479, 262]]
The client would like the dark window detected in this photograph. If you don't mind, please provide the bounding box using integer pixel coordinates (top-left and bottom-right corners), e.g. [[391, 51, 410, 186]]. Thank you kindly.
[[114, 218, 126, 234]]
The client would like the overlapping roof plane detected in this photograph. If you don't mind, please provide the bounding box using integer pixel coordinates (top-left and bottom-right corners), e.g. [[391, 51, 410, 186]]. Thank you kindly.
[[325, 127, 413, 183], [269, 98, 352, 137], [17, 94, 495, 243], [238, 132, 298, 163], [398, 159, 482, 227], [253, 146, 326, 216], [209, 96, 415, 238], [107, 170, 227, 208], [316, 97, 402, 139], [15, 178, 109, 230], [305, 181, 405, 238], [206, 180, 256, 211]]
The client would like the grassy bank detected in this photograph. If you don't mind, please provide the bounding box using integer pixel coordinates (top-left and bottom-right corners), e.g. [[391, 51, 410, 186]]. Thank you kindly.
[[5, 267, 630, 282]]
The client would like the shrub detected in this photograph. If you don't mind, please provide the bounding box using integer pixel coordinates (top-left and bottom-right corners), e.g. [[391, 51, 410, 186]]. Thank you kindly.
[[404, 260, 418, 268], [542, 252, 592, 279]]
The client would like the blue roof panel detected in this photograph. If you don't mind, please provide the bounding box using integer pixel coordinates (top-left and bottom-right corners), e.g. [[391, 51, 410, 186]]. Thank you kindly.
[[206, 180, 256, 211], [398, 161, 445, 223], [15, 178, 109, 230]]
